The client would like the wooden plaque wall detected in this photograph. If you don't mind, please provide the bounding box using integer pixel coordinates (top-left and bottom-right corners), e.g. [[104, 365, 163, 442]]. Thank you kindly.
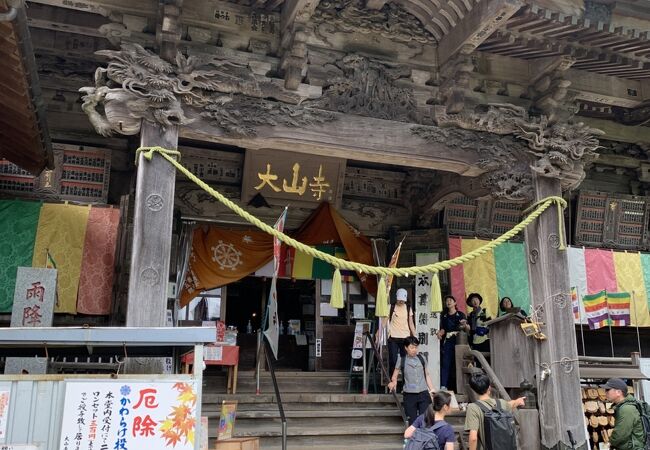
[[0, 143, 111, 203], [444, 195, 525, 239], [575, 190, 650, 250]]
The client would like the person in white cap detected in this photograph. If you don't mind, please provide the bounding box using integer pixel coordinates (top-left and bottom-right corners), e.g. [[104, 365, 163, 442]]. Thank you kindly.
[[382, 287, 416, 378]]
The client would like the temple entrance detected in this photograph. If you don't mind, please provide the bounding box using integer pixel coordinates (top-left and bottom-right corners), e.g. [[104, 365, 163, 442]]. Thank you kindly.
[[226, 276, 315, 371]]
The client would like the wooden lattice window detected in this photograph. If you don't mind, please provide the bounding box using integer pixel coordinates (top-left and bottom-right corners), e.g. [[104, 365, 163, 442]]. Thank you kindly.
[[575, 190, 650, 250]]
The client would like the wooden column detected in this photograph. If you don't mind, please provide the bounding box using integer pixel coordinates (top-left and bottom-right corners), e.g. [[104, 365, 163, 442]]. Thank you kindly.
[[315, 279, 323, 372], [524, 174, 587, 450], [126, 121, 178, 372]]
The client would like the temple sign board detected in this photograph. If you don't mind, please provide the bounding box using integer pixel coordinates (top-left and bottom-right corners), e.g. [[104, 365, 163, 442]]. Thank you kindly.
[[5, 267, 57, 374], [241, 149, 346, 207]]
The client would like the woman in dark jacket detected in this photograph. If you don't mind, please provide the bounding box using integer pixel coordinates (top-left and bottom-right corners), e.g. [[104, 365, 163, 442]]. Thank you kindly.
[[437, 295, 466, 391]]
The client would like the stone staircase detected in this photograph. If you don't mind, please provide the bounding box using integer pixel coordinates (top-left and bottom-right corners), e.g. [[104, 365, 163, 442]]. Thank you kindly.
[[202, 370, 468, 449]]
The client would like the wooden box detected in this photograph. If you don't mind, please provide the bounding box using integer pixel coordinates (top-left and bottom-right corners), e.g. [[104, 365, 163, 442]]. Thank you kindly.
[[215, 437, 260, 450]]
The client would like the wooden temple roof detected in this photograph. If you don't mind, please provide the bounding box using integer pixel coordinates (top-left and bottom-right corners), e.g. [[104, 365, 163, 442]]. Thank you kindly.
[[479, 4, 650, 79], [0, 0, 647, 165], [0, 0, 53, 174]]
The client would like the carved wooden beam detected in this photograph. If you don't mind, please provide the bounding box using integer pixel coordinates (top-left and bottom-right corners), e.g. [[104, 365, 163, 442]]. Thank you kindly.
[[278, 0, 319, 89], [526, 54, 576, 122], [437, 0, 523, 66], [280, 0, 318, 33], [181, 108, 486, 175], [156, 1, 183, 61], [473, 52, 647, 109], [29, 0, 151, 17]]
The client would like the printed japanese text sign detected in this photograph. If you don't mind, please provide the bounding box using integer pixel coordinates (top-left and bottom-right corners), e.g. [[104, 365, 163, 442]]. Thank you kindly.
[[11, 267, 56, 328], [6, 268, 57, 374], [59, 380, 198, 450], [0, 385, 10, 441], [415, 253, 440, 388]]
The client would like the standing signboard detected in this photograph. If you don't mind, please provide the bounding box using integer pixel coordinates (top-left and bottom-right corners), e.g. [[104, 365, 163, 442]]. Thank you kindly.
[[0, 383, 10, 441], [351, 320, 373, 361], [5, 267, 57, 374], [415, 253, 441, 388], [58, 380, 197, 450]]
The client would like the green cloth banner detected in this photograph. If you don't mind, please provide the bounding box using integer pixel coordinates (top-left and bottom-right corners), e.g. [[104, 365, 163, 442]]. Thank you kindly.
[[0, 200, 41, 312], [494, 241, 530, 313]]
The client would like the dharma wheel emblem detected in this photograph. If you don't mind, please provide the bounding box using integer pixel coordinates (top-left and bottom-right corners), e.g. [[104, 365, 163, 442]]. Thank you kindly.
[[211, 240, 243, 271]]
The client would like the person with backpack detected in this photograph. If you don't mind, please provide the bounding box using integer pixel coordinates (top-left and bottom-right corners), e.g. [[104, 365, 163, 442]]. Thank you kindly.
[[404, 391, 456, 450], [382, 288, 417, 378], [388, 336, 436, 425], [601, 378, 649, 450], [464, 372, 525, 450]]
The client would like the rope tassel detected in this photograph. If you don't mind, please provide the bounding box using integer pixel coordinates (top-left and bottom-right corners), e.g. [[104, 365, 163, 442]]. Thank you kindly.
[[430, 272, 443, 313], [330, 268, 344, 309], [375, 276, 389, 317]]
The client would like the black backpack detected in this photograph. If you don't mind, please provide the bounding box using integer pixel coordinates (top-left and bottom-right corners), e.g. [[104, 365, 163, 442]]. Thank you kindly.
[[404, 421, 445, 450], [632, 399, 650, 450], [476, 400, 517, 450], [401, 354, 428, 382]]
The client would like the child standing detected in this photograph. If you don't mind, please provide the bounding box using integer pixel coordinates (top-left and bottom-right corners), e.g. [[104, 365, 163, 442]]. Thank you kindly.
[[388, 336, 436, 425]]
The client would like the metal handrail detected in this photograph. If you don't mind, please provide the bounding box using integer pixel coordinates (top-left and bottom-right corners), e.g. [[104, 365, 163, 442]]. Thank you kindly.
[[264, 338, 287, 450], [255, 330, 263, 395], [364, 332, 408, 426]]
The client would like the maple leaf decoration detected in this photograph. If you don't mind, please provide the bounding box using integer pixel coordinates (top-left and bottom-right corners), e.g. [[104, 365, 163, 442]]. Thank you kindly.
[[159, 383, 197, 447]]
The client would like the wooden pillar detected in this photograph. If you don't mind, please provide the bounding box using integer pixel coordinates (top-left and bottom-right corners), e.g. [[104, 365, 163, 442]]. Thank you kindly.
[[315, 279, 323, 371], [524, 174, 587, 450], [126, 121, 178, 372]]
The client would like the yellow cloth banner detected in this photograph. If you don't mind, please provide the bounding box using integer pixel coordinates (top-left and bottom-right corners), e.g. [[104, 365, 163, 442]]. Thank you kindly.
[[613, 251, 650, 327], [461, 238, 498, 319], [292, 249, 313, 280], [32, 203, 90, 314]]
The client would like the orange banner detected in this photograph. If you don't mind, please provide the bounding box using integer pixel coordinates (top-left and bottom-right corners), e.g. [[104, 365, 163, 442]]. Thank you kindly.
[[180, 203, 378, 306], [180, 228, 273, 306]]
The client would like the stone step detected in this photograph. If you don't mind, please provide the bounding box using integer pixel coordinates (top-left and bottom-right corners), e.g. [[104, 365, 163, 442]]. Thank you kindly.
[[203, 371, 353, 394], [204, 407, 402, 419], [208, 417, 405, 439], [203, 403, 400, 414], [215, 434, 407, 450], [202, 393, 399, 404], [235, 370, 350, 378]]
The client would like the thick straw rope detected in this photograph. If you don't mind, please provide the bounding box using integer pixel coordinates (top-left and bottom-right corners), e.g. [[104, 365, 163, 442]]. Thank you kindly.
[[136, 146, 567, 276]]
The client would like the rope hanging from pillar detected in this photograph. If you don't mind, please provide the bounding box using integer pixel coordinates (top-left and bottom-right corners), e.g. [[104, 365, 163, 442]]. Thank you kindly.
[[135, 146, 568, 278]]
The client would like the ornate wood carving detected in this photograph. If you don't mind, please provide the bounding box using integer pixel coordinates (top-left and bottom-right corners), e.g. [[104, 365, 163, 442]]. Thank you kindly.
[[411, 124, 534, 201], [200, 94, 334, 137], [425, 103, 604, 198], [80, 43, 324, 137], [310, 55, 418, 122], [311, 0, 437, 44]]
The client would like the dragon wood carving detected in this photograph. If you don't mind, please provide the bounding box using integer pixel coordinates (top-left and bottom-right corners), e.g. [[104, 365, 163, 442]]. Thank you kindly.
[[311, 0, 437, 44], [80, 43, 331, 137], [422, 103, 603, 199]]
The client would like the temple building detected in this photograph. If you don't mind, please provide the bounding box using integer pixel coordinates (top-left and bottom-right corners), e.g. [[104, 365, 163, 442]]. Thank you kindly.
[[1, 0, 650, 448]]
